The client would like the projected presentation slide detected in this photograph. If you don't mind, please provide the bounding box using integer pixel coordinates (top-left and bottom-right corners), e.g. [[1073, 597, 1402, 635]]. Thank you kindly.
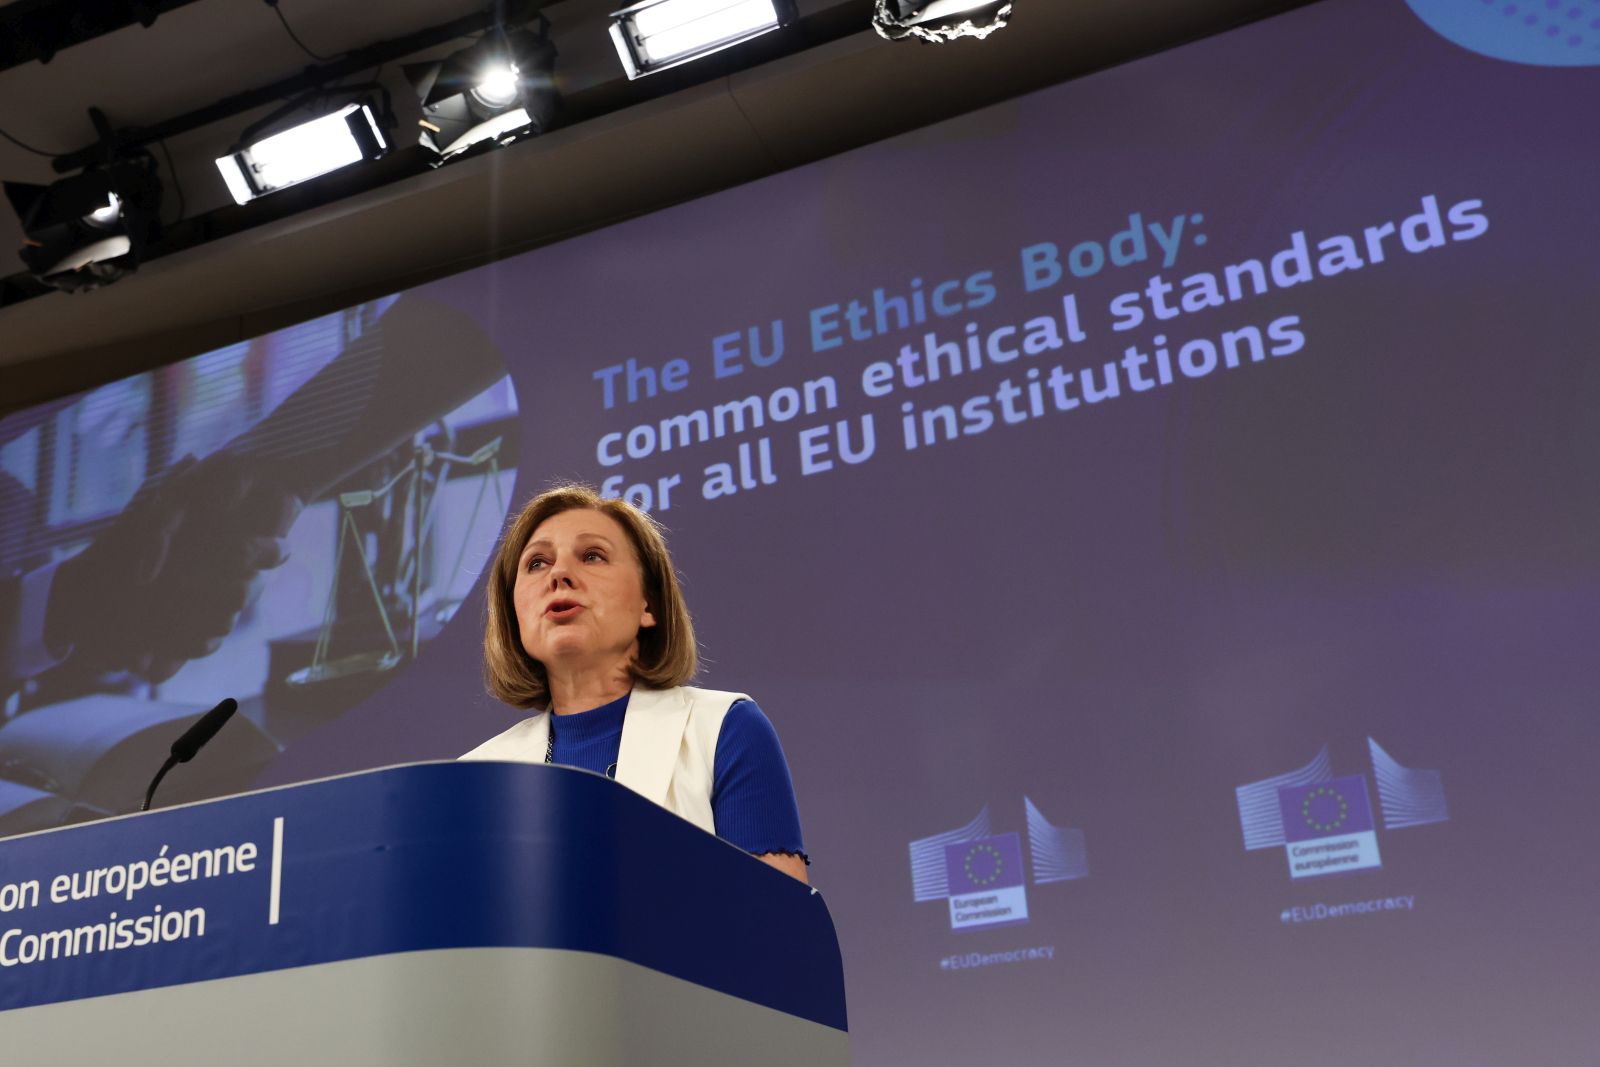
[[2, 0, 1597, 1062]]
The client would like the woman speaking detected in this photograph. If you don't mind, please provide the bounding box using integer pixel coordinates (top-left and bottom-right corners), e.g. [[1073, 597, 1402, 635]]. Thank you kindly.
[[463, 485, 808, 882]]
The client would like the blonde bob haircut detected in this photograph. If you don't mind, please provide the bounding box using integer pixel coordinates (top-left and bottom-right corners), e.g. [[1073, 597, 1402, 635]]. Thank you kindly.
[[483, 484, 697, 709]]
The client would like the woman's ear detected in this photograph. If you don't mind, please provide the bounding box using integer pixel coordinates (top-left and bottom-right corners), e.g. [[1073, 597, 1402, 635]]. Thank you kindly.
[[641, 605, 657, 628]]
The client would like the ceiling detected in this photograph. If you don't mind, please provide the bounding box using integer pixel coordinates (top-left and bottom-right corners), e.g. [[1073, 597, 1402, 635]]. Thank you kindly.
[[0, 0, 1313, 414]]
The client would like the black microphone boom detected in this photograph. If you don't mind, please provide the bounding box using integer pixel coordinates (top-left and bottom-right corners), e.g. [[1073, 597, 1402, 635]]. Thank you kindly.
[[141, 697, 239, 812], [171, 697, 239, 763]]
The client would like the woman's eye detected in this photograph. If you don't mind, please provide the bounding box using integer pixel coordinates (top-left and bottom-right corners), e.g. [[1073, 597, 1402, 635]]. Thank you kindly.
[[584, 550, 605, 562], [525, 557, 547, 571]]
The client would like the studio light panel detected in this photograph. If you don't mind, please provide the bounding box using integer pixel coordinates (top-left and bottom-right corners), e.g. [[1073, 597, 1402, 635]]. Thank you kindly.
[[610, 0, 795, 79], [217, 102, 388, 205]]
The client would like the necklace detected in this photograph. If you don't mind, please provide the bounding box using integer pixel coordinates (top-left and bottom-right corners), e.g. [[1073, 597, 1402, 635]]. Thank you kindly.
[[544, 706, 621, 778]]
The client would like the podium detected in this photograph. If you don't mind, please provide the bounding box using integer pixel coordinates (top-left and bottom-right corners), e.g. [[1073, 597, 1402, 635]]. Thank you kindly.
[[0, 762, 848, 1064]]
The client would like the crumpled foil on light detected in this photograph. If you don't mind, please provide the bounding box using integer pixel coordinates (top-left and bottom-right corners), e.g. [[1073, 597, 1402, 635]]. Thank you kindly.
[[871, 0, 1013, 43]]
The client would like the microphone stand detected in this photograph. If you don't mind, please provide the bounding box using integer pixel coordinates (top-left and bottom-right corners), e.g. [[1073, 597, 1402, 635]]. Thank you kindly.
[[140, 697, 239, 812]]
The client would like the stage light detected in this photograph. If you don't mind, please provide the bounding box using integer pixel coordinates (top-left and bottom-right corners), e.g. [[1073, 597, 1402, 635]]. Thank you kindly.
[[85, 193, 122, 228], [609, 0, 796, 79], [215, 101, 389, 205], [473, 63, 521, 109], [871, 0, 1013, 42], [407, 28, 559, 161], [3, 159, 162, 291]]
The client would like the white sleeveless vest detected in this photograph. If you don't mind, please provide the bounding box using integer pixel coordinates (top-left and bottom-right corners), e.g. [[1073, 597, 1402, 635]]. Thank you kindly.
[[460, 684, 748, 835]]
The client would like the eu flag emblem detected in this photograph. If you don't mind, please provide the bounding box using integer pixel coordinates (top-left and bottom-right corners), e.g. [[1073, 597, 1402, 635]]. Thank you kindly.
[[1276, 775, 1382, 879], [943, 833, 1029, 931]]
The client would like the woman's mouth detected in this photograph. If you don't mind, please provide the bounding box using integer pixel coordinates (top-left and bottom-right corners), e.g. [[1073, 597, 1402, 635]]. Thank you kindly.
[[546, 600, 582, 620]]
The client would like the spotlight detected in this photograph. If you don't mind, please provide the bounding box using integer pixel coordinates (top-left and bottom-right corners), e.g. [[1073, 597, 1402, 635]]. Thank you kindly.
[[86, 193, 123, 228], [609, 0, 796, 79], [473, 63, 522, 109], [406, 27, 559, 161], [871, 0, 1013, 42], [215, 101, 390, 205], [4, 158, 162, 291]]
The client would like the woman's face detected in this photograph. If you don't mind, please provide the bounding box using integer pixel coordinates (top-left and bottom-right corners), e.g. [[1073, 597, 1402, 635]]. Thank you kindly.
[[511, 508, 655, 673]]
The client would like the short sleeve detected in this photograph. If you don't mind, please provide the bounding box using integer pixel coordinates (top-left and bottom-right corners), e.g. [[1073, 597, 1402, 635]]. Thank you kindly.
[[711, 699, 807, 860]]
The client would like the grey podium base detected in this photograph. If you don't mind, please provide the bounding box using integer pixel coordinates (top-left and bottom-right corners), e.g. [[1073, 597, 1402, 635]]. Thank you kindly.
[[3, 947, 850, 1065]]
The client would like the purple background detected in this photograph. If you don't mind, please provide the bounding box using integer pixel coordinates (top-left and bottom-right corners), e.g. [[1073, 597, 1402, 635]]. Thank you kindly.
[[6, 0, 1600, 1062]]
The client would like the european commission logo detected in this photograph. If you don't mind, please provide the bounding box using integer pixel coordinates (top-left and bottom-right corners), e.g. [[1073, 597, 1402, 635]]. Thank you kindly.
[[909, 799, 1087, 932], [1235, 739, 1448, 881]]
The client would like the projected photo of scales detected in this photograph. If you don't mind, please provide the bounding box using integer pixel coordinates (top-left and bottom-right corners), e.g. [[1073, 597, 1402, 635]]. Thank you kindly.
[[0, 295, 519, 834]]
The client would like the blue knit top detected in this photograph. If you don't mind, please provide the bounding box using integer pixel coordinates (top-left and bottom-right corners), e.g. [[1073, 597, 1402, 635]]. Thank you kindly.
[[548, 692, 807, 860]]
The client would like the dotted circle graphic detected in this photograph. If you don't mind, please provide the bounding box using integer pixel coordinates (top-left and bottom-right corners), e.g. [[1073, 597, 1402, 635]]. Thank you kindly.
[[962, 842, 1005, 886], [1301, 785, 1350, 834], [1407, 0, 1600, 66]]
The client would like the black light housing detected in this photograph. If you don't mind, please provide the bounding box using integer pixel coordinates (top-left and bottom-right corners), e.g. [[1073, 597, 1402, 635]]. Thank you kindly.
[[4, 157, 162, 292], [405, 26, 559, 161], [871, 0, 1013, 42]]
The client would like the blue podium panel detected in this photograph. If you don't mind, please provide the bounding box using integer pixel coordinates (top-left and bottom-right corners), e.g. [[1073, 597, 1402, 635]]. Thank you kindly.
[[0, 762, 848, 1065]]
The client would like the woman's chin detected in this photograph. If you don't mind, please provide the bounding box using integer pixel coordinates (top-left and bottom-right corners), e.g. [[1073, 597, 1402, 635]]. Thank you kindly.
[[532, 640, 629, 672]]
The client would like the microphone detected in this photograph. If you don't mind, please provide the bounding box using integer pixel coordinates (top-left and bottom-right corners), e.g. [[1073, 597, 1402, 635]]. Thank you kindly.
[[170, 697, 239, 763], [141, 697, 239, 812]]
